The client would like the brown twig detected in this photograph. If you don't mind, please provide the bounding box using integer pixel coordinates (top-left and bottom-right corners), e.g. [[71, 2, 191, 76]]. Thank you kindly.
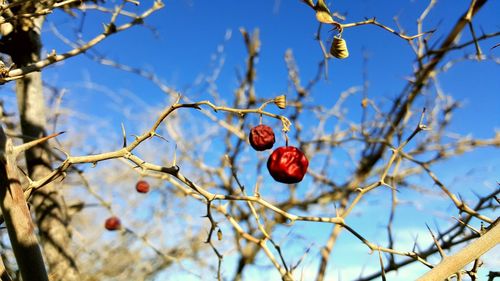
[[341, 18, 431, 41]]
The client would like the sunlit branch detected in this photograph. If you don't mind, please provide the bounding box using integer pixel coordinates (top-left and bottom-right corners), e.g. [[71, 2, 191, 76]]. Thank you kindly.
[[2, 1, 164, 83]]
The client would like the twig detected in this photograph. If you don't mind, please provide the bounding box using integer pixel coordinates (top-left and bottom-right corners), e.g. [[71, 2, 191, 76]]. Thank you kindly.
[[341, 18, 431, 41], [2, 1, 164, 83]]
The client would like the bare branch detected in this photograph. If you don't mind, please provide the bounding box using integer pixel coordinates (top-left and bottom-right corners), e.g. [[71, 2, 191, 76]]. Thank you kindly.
[[418, 220, 500, 281]]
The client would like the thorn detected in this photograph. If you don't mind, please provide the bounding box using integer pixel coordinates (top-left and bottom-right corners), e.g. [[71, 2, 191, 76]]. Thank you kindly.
[[172, 144, 177, 167], [17, 166, 33, 184], [58, 171, 67, 182], [13, 131, 65, 156], [452, 217, 481, 236], [378, 249, 387, 281], [121, 123, 127, 147], [426, 224, 445, 258], [152, 132, 169, 142], [125, 0, 140, 5], [412, 234, 419, 252], [174, 92, 182, 104], [471, 190, 481, 200], [53, 146, 70, 158], [103, 23, 117, 34]]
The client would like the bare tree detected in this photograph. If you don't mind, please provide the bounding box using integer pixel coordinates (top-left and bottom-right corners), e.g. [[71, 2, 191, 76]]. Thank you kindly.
[[1, 1, 162, 280], [0, 0, 498, 280]]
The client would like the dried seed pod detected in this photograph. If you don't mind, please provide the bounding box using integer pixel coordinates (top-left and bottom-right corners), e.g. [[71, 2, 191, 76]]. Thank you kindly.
[[217, 229, 223, 241], [274, 95, 287, 109], [330, 36, 349, 59], [316, 10, 335, 24]]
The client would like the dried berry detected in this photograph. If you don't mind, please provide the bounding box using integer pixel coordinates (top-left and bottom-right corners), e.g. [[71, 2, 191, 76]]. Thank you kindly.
[[267, 146, 309, 184], [104, 216, 121, 231], [135, 180, 150, 193], [249, 124, 275, 151]]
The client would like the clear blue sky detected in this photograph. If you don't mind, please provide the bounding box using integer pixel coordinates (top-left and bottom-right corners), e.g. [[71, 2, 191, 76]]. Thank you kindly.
[[14, 0, 500, 280], [43, 0, 499, 136]]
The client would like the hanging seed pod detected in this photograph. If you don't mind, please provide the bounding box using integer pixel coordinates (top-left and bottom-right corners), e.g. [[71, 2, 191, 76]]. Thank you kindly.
[[273, 95, 287, 109], [330, 36, 349, 59]]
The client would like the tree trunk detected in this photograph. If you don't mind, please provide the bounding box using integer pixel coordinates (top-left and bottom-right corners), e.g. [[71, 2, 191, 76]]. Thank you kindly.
[[0, 127, 48, 281], [6, 15, 80, 281]]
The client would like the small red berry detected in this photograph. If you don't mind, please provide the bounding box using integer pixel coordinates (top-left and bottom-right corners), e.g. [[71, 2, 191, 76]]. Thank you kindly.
[[267, 146, 309, 184], [249, 124, 275, 151], [104, 216, 121, 231], [135, 180, 150, 193]]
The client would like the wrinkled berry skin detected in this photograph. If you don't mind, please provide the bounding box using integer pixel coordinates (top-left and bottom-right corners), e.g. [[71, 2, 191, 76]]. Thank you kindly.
[[105, 216, 121, 231], [267, 146, 309, 184], [249, 125, 275, 151], [135, 180, 150, 193]]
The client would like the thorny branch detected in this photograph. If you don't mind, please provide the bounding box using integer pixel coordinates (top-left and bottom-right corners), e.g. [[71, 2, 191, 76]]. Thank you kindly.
[[19, 89, 497, 281], [17, 98, 340, 280], [0, 0, 164, 84], [299, 1, 498, 280], [1, 1, 494, 279]]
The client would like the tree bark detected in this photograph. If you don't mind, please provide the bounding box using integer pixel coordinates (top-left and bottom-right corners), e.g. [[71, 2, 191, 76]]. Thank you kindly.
[[5, 14, 80, 281], [417, 221, 499, 281], [0, 127, 48, 281]]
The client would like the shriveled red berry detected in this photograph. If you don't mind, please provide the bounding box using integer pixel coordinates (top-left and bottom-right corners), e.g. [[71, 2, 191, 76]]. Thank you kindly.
[[267, 146, 309, 184], [104, 216, 121, 231], [135, 180, 150, 193], [249, 124, 275, 151]]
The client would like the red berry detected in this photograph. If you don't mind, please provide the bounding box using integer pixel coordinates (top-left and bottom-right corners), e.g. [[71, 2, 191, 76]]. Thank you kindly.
[[104, 216, 121, 231], [249, 125, 275, 151], [135, 180, 150, 193], [267, 146, 309, 184]]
